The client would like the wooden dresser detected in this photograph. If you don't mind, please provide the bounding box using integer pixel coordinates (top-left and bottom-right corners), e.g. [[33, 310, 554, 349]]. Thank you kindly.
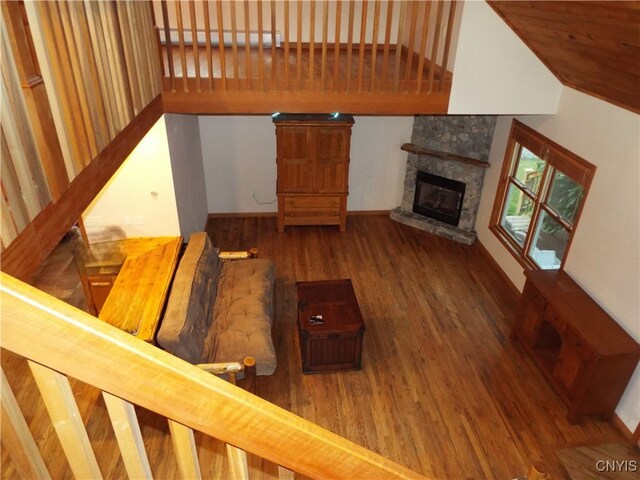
[[513, 269, 640, 424], [274, 113, 354, 232]]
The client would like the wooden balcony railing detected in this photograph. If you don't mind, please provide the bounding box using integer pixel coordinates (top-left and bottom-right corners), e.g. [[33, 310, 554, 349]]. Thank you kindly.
[[156, 0, 459, 114], [1, 272, 427, 479], [0, 1, 162, 280]]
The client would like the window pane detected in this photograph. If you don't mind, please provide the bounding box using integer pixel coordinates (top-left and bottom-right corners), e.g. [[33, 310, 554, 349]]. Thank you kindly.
[[501, 183, 533, 247], [514, 147, 546, 195], [546, 170, 584, 224], [528, 210, 569, 270]]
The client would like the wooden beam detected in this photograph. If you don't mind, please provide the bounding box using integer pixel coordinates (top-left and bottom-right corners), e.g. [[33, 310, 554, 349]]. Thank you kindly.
[[162, 89, 449, 115], [0, 95, 163, 282]]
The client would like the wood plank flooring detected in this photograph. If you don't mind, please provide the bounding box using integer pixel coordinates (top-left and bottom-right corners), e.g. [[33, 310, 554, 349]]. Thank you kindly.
[[1, 216, 632, 479]]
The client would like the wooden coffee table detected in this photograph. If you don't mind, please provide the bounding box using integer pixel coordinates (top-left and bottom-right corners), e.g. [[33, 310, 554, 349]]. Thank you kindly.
[[296, 279, 365, 374]]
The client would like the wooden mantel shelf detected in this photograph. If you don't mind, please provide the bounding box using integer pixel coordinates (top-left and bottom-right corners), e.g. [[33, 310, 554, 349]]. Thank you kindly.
[[401, 143, 490, 169]]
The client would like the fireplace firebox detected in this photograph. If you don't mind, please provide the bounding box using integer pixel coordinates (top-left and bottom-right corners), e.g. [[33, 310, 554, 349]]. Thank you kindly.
[[412, 171, 465, 226]]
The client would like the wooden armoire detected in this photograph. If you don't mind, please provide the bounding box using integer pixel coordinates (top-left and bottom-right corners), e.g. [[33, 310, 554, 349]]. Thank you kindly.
[[274, 114, 354, 232]]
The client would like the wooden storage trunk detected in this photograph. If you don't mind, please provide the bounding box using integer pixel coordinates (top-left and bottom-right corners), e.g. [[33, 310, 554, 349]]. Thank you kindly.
[[296, 279, 365, 374]]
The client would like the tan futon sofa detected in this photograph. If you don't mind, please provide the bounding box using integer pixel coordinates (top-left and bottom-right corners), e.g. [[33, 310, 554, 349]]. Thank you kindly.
[[157, 232, 277, 376]]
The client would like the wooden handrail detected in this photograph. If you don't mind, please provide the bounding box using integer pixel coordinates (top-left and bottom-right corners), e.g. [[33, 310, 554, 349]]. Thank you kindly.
[[0, 272, 426, 479]]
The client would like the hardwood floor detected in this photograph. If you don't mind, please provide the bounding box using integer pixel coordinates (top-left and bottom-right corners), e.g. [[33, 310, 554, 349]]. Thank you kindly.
[[1, 217, 630, 479]]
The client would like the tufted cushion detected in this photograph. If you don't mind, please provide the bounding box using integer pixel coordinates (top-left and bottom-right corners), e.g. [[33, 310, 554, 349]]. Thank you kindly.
[[157, 232, 221, 363], [202, 258, 277, 376]]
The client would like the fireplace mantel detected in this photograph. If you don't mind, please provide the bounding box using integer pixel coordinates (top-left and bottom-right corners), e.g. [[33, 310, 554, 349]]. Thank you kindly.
[[400, 143, 490, 169]]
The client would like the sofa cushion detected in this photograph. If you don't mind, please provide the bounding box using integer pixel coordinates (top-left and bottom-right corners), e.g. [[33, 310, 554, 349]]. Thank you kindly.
[[157, 232, 221, 363], [203, 258, 277, 376]]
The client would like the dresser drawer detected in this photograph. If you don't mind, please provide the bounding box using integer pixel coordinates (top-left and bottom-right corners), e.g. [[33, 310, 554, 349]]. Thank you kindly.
[[281, 195, 344, 226], [284, 195, 342, 212]]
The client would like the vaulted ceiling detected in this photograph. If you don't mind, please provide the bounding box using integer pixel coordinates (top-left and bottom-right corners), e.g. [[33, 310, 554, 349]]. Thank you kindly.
[[488, 1, 640, 114]]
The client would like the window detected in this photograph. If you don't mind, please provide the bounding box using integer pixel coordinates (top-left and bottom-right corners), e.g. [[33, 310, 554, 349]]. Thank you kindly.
[[490, 120, 595, 270]]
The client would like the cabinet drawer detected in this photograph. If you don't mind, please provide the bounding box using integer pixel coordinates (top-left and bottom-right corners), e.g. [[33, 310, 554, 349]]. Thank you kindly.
[[284, 195, 342, 212]]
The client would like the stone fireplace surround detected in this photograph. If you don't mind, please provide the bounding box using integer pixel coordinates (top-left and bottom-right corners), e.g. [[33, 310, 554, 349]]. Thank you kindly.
[[390, 116, 497, 245]]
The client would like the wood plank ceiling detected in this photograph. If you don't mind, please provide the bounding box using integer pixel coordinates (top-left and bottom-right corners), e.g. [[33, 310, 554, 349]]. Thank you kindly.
[[488, 1, 640, 113]]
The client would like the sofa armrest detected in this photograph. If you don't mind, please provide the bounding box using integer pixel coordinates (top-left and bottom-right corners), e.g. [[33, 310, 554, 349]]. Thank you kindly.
[[218, 248, 258, 260], [197, 356, 257, 392]]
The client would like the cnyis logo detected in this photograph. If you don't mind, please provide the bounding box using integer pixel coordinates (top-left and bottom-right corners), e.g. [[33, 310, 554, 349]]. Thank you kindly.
[[595, 460, 638, 472]]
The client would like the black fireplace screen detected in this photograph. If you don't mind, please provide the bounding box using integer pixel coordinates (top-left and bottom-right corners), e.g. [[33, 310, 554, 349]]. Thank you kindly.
[[413, 171, 465, 226]]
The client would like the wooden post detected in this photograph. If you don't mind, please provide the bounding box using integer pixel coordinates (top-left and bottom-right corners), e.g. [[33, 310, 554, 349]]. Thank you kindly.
[[243, 356, 257, 395]]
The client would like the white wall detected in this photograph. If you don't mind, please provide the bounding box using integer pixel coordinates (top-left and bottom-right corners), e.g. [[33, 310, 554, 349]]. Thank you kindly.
[[448, 0, 563, 114], [83, 117, 181, 242], [165, 114, 209, 238], [476, 87, 640, 430], [199, 115, 413, 213]]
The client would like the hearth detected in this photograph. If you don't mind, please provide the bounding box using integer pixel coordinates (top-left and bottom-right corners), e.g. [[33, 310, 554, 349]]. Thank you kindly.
[[413, 171, 465, 227]]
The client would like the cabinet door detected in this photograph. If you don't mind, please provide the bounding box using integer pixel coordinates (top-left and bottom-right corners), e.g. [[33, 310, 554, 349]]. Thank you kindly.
[[313, 127, 350, 193], [277, 126, 314, 192], [553, 328, 592, 395]]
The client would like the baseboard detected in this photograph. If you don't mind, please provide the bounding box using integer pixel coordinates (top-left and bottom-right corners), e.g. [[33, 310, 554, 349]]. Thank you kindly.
[[208, 210, 390, 218], [208, 212, 277, 218], [474, 238, 521, 299], [347, 210, 391, 216]]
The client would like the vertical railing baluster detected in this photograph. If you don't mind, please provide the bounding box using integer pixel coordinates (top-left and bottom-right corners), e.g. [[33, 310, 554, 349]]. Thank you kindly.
[[258, 0, 266, 90], [321, 1, 328, 91], [369, 1, 381, 92], [1, 368, 51, 479], [230, 1, 239, 82], [357, 0, 367, 93], [415, 1, 431, 94], [160, 0, 175, 92], [381, 0, 394, 87], [404, 1, 418, 85], [203, 1, 213, 91], [243, 0, 252, 90], [271, 0, 277, 84], [427, 0, 444, 93], [189, 0, 200, 92], [393, 0, 406, 92], [216, 0, 227, 90], [309, 0, 315, 89], [175, 0, 188, 92], [333, 0, 342, 92], [283, 0, 289, 90], [296, 0, 302, 88], [345, 0, 354, 91], [439, 0, 457, 93], [168, 420, 202, 479], [29, 362, 103, 479]]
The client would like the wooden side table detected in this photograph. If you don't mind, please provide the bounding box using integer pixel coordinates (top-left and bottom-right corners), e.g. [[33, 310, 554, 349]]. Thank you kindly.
[[98, 237, 182, 343], [296, 279, 365, 374]]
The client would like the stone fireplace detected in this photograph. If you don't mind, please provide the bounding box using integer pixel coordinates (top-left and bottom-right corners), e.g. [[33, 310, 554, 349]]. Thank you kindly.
[[391, 116, 496, 245]]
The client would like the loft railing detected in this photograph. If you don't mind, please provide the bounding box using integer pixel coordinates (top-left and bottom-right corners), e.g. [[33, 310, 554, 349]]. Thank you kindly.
[[156, 0, 459, 114], [0, 1, 162, 280], [0, 272, 427, 479]]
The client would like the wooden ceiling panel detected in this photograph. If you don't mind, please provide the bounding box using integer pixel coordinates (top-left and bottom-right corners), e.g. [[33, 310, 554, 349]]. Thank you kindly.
[[488, 1, 640, 113]]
